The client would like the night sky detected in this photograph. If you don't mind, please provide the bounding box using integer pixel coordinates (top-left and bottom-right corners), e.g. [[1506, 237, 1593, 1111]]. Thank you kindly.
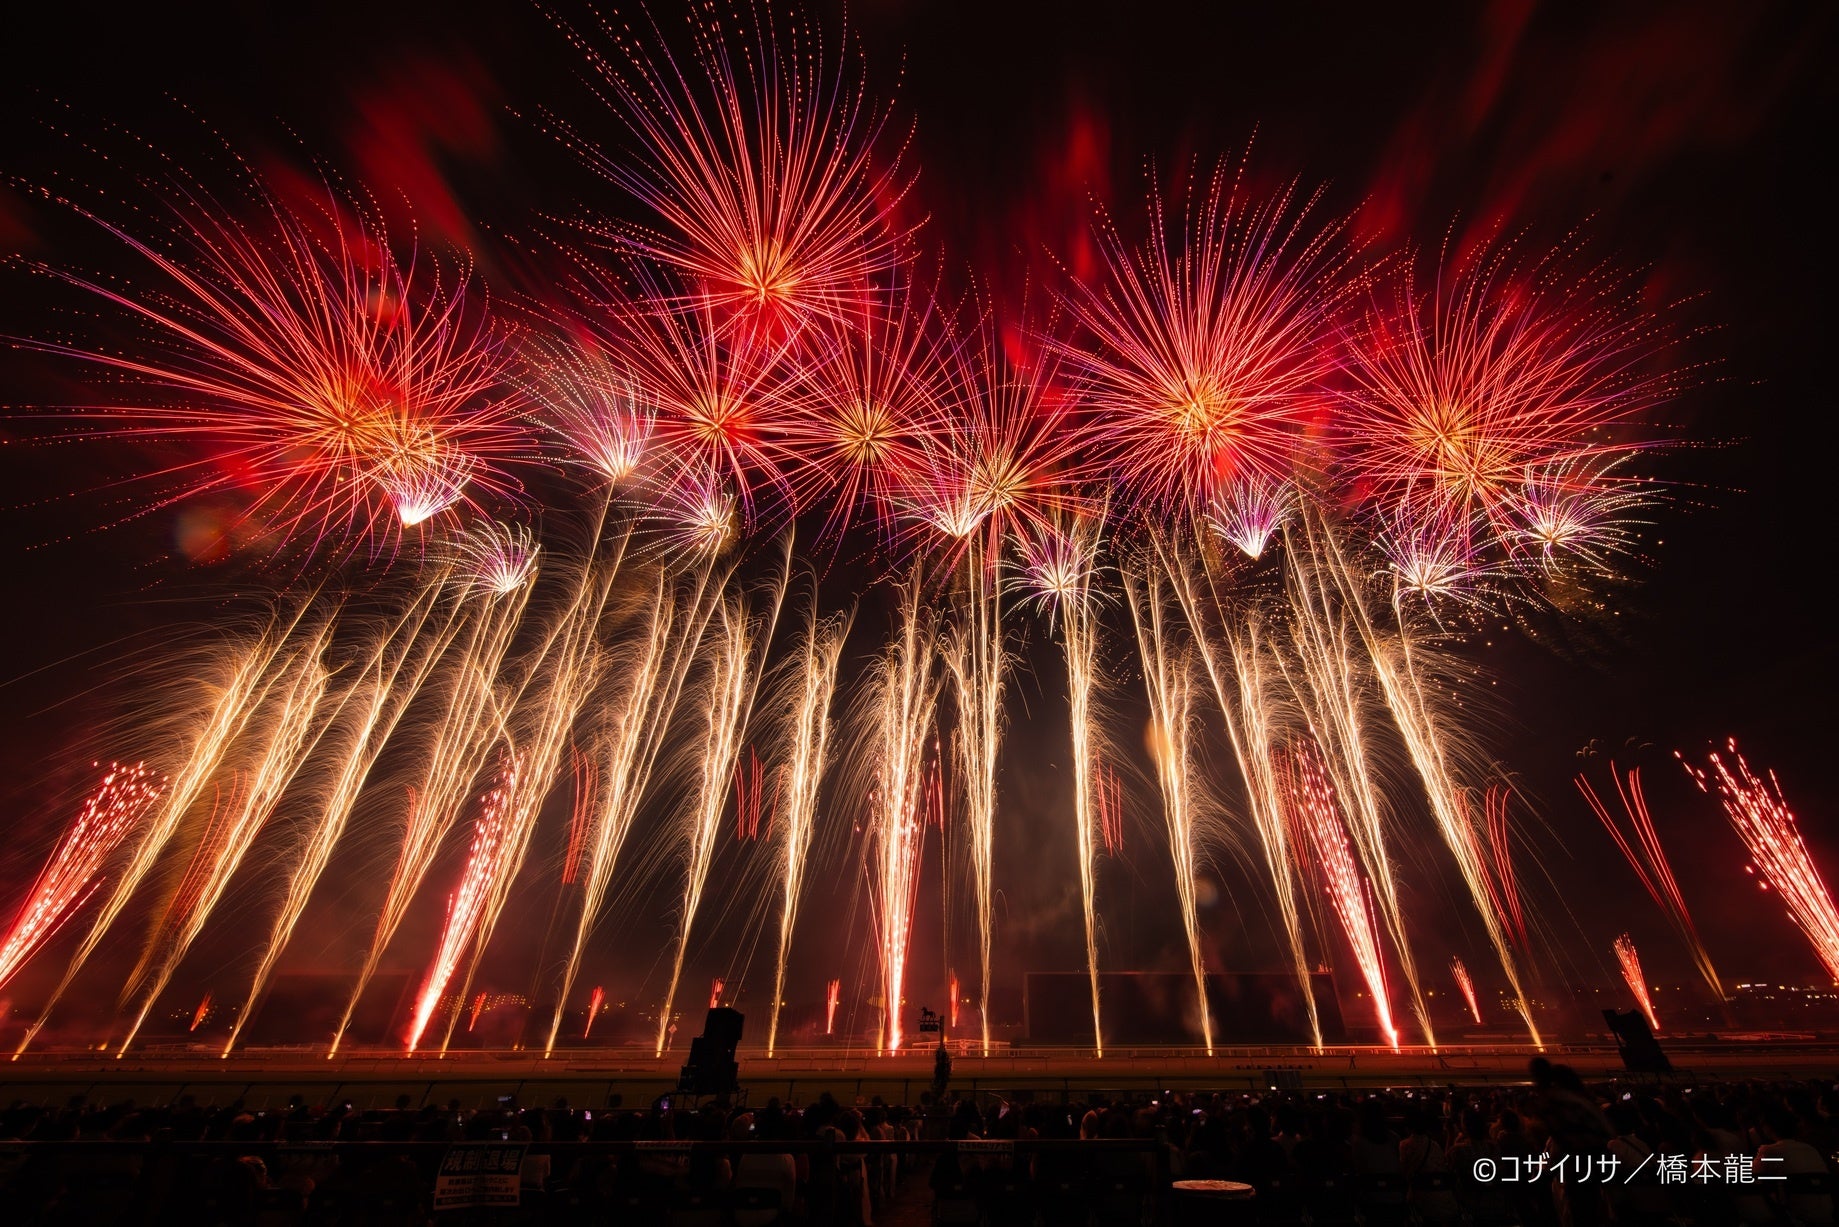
[[0, 1, 1835, 1037]]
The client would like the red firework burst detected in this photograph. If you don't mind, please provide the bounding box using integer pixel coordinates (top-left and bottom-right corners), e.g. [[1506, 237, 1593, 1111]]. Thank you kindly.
[[551, 0, 914, 342], [601, 271, 800, 530], [1335, 236, 1674, 560], [774, 283, 956, 542], [1054, 157, 1356, 523], [899, 317, 1088, 555], [15, 176, 529, 556]]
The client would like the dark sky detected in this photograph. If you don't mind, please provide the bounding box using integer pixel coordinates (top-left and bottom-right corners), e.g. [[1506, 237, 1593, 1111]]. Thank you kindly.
[[0, 0, 1835, 1037]]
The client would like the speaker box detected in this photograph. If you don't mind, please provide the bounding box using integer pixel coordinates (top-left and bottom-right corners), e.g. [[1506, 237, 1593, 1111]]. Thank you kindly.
[[1602, 1008, 1672, 1074], [702, 1006, 744, 1052], [677, 1008, 744, 1097]]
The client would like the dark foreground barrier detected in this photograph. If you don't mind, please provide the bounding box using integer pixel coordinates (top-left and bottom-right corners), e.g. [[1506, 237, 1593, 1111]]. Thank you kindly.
[[0, 1136, 1172, 1226]]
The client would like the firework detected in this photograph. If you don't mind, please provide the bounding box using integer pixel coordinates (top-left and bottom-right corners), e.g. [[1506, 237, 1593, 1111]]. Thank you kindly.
[[16, 618, 301, 1057], [1162, 546, 1322, 1048], [0, 763, 164, 993], [1684, 741, 1839, 985], [524, 336, 655, 485], [460, 522, 541, 596], [942, 531, 1006, 1058], [904, 329, 1083, 547], [865, 578, 941, 1053], [332, 577, 531, 1054], [119, 634, 332, 1054], [407, 757, 521, 1053], [1613, 933, 1659, 1032], [1577, 765, 1723, 1004], [1451, 958, 1482, 1025], [1054, 158, 1353, 522], [1282, 740, 1398, 1048], [583, 986, 605, 1040], [1283, 519, 1435, 1044], [825, 978, 841, 1035], [778, 289, 954, 541], [1126, 563, 1215, 1054], [764, 608, 849, 1057], [544, 570, 718, 1056], [1018, 515, 1110, 1053], [189, 992, 213, 1032], [1207, 474, 1294, 560], [222, 587, 458, 1056], [17, 177, 526, 553], [655, 563, 788, 1055], [1336, 239, 1671, 563], [554, 0, 913, 338], [431, 547, 619, 1054], [604, 288, 798, 526], [1317, 520, 1543, 1045], [1449, 784, 1531, 954]]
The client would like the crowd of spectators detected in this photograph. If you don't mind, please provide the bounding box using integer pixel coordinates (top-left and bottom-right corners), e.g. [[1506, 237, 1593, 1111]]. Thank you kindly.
[[0, 1059, 1835, 1224]]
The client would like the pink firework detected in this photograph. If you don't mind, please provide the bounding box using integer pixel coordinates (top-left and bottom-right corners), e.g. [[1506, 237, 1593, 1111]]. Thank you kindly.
[[1577, 765, 1723, 1001], [1450, 784, 1530, 950], [1451, 958, 1483, 1025], [1613, 933, 1660, 1032], [1206, 473, 1294, 560], [458, 522, 539, 597], [1336, 238, 1672, 558], [1684, 741, 1839, 984], [189, 992, 213, 1033], [524, 334, 656, 486], [1054, 158, 1355, 522], [583, 986, 605, 1039], [0, 762, 165, 991], [556, 1, 914, 339], [562, 748, 597, 887], [1282, 742, 1399, 1048], [18, 177, 527, 554], [710, 978, 726, 1010], [825, 978, 841, 1035], [407, 756, 522, 1052]]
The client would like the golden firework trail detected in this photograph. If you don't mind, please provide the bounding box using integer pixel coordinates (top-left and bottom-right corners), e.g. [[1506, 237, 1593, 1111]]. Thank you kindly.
[[1018, 517, 1111, 1056], [224, 584, 460, 1055], [15, 611, 306, 1058], [1125, 562, 1215, 1055], [655, 553, 788, 1055], [117, 632, 333, 1054], [543, 566, 722, 1055], [331, 574, 534, 1054], [1613, 933, 1659, 1032], [1318, 521, 1543, 1047], [764, 605, 850, 1057], [943, 531, 1006, 1056], [1161, 545, 1322, 1049], [1283, 517, 1436, 1045], [433, 539, 624, 1055], [866, 576, 941, 1053]]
